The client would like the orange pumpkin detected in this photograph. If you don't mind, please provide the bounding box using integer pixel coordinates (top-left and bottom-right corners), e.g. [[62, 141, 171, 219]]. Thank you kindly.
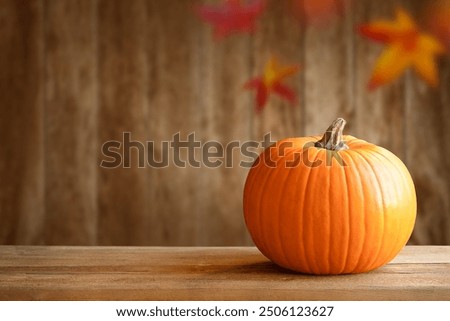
[[243, 118, 416, 274]]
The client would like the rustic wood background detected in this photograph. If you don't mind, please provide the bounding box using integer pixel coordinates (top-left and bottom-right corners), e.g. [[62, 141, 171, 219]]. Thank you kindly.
[[0, 0, 449, 246]]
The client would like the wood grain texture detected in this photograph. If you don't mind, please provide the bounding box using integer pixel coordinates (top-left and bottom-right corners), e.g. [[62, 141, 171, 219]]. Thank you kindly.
[[404, 0, 450, 245], [303, 0, 354, 135], [353, 0, 406, 158], [0, 0, 449, 246], [251, 0, 303, 140], [146, 0, 204, 245], [406, 65, 450, 245], [97, 0, 150, 245], [0, 0, 45, 244], [44, 0, 98, 245], [0, 246, 448, 300], [194, 0, 254, 245]]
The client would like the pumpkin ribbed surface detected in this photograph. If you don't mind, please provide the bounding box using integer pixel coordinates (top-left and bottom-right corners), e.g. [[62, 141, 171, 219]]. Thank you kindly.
[[243, 134, 416, 274]]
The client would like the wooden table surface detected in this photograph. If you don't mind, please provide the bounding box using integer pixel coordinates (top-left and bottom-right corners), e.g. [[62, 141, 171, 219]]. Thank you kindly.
[[0, 246, 449, 300]]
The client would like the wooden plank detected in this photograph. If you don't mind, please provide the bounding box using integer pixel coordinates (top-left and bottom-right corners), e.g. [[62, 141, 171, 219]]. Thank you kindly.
[[192, 2, 253, 245], [145, 0, 197, 245], [303, 0, 355, 135], [0, 0, 447, 248], [390, 246, 450, 264], [403, 0, 450, 245], [97, 0, 149, 245], [146, 0, 236, 245], [353, 0, 406, 158], [44, 0, 97, 245], [0, 246, 448, 300], [251, 0, 303, 140], [0, 0, 45, 244]]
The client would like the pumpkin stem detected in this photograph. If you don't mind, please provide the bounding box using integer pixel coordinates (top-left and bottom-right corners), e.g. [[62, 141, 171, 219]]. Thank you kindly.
[[314, 118, 349, 151]]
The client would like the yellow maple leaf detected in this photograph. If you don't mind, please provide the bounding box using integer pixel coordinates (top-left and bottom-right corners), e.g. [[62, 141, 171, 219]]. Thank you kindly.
[[359, 8, 446, 89]]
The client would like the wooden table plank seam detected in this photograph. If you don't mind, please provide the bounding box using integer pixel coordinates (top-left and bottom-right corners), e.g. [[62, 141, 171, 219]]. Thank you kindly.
[[0, 246, 449, 300]]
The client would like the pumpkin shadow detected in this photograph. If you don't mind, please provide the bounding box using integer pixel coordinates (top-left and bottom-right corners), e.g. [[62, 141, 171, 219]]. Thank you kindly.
[[219, 260, 367, 277], [220, 260, 315, 277]]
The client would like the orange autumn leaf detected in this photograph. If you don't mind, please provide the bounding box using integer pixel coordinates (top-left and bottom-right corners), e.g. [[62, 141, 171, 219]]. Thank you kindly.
[[424, 0, 450, 49], [358, 7, 446, 89], [244, 56, 300, 112]]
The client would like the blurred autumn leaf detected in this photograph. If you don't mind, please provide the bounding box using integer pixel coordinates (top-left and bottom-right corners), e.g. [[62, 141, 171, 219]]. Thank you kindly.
[[359, 7, 446, 89], [194, 0, 266, 39], [244, 56, 300, 112]]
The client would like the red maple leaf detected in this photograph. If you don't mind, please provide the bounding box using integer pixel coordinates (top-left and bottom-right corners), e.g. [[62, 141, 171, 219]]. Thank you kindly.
[[244, 56, 300, 112], [424, 0, 450, 49], [194, 0, 266, 39]]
